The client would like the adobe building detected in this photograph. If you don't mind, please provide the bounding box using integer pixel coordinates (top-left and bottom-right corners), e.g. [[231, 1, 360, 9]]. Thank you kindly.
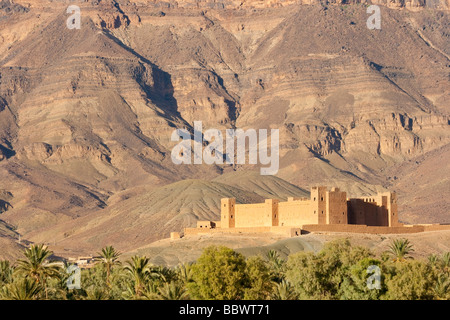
[[182, 186, 450, 237], [219, 187, 398, 229]]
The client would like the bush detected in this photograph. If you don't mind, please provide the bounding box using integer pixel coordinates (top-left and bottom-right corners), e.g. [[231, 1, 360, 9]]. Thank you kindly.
[[187, 246, 247, 300], [2, 240, 448, 300]]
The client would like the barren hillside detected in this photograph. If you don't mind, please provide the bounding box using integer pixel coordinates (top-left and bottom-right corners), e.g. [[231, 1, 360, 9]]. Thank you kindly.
[[0, 0, 448, 258]]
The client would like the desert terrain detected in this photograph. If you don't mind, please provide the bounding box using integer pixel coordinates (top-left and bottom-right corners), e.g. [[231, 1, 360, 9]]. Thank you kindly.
[[0, 0, 448, 260], [119, 230, 450, 266]]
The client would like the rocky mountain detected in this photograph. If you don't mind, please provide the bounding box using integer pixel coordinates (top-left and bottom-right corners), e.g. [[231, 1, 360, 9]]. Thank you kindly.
[[26, 173, 309, 255], [0, 0, 448, 257]]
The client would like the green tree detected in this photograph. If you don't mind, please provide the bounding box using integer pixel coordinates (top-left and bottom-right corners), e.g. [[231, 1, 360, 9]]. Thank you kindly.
[[270, 279, 297, 300], [266, 250, 286, 282], [46, 261, 74, 300], [286, 251, 328, 299], [98, 246, 121, 287], [85, 286, 109, 300], [339, 258, 385, 300], [286, 239, 373, 299], [440, 252, 450, 273], [430, 274, 450, 300], [16, 244, 60, 299], [0, 260, 14, 285], [79, 264, 108, 300], [157, 281, 189, 300], [428, 254, 439, 265], [0, 278, 42, 300], [317, 239, 373, 297], [151, 265, 177, 284], [188, 246, 247, 300], [124, 255, 151, 297], [243, 256, 272, 300], [388, 238, 414, 262], [176, 262, 193, 284], [384, 260, 434, 300]]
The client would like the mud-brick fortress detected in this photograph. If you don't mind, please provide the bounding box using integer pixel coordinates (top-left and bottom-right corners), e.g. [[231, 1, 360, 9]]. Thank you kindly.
[[176, 186, 450, 238]]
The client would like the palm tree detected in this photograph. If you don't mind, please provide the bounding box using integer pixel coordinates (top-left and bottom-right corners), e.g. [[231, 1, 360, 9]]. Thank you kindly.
[[267, 250, 285, 270], [266, 249, 286, 281], [85, 287, 108, 300], [98, 246, 121, 287], [125, 255, 151, 297], [139, 281, 160, 300], [428, 254, 439, 265], [0, 260, 14, 284], [0, 278, 42, 300], [270, 279, 297, 300], [388, 238, 414, 262], [176, 262, 193, 284], [157, 281, 189, 300], [16, 244, 60, 299], [432, 275, 450, 300], [151, 265, 177, 283], [267, 250, 279, 262], [440, 252, 450, 272]]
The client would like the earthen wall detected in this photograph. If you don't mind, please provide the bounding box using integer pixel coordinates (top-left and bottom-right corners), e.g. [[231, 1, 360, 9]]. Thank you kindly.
[[278, 200, 317, 226]]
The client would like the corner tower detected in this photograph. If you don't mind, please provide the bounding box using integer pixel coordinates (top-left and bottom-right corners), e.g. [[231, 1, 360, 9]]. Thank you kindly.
[[384, 192, 399, 227], [221, 198, 236, 228], [311, 186, 327, 225]]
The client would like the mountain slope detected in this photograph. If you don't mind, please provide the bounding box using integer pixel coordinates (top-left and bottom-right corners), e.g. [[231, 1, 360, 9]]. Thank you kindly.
[[30, 177, 307, 254], [0, 1, 448, 255]]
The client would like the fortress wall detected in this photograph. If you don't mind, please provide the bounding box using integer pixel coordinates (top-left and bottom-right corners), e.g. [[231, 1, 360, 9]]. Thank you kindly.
[[377, 197, 389, 226], [184, 226, 272, 235], [270, 226, 301, 236], [326, 190, 348, 224], [234, 203, 270, 228], [374, 192, 399, 227], [301, 224, 425, 234], [364, 202, 381, 226], [420, 224, 450, 231], [183, 224, 446, 237], [278, 200, 317, 226], [197, 221, 216, 229], [184, 226, 301, 237], [374, 194, 388, 226], [348, 196, 392, 227], [348, 199, 370, 225]]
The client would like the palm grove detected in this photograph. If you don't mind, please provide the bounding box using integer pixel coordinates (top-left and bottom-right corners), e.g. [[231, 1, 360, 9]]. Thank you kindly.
[[0, 238, 449, 300]]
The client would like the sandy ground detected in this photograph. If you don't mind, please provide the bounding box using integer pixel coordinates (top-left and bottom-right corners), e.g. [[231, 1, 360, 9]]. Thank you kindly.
[[120, 230, 450, 266], [3, 229, 448, 265]]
